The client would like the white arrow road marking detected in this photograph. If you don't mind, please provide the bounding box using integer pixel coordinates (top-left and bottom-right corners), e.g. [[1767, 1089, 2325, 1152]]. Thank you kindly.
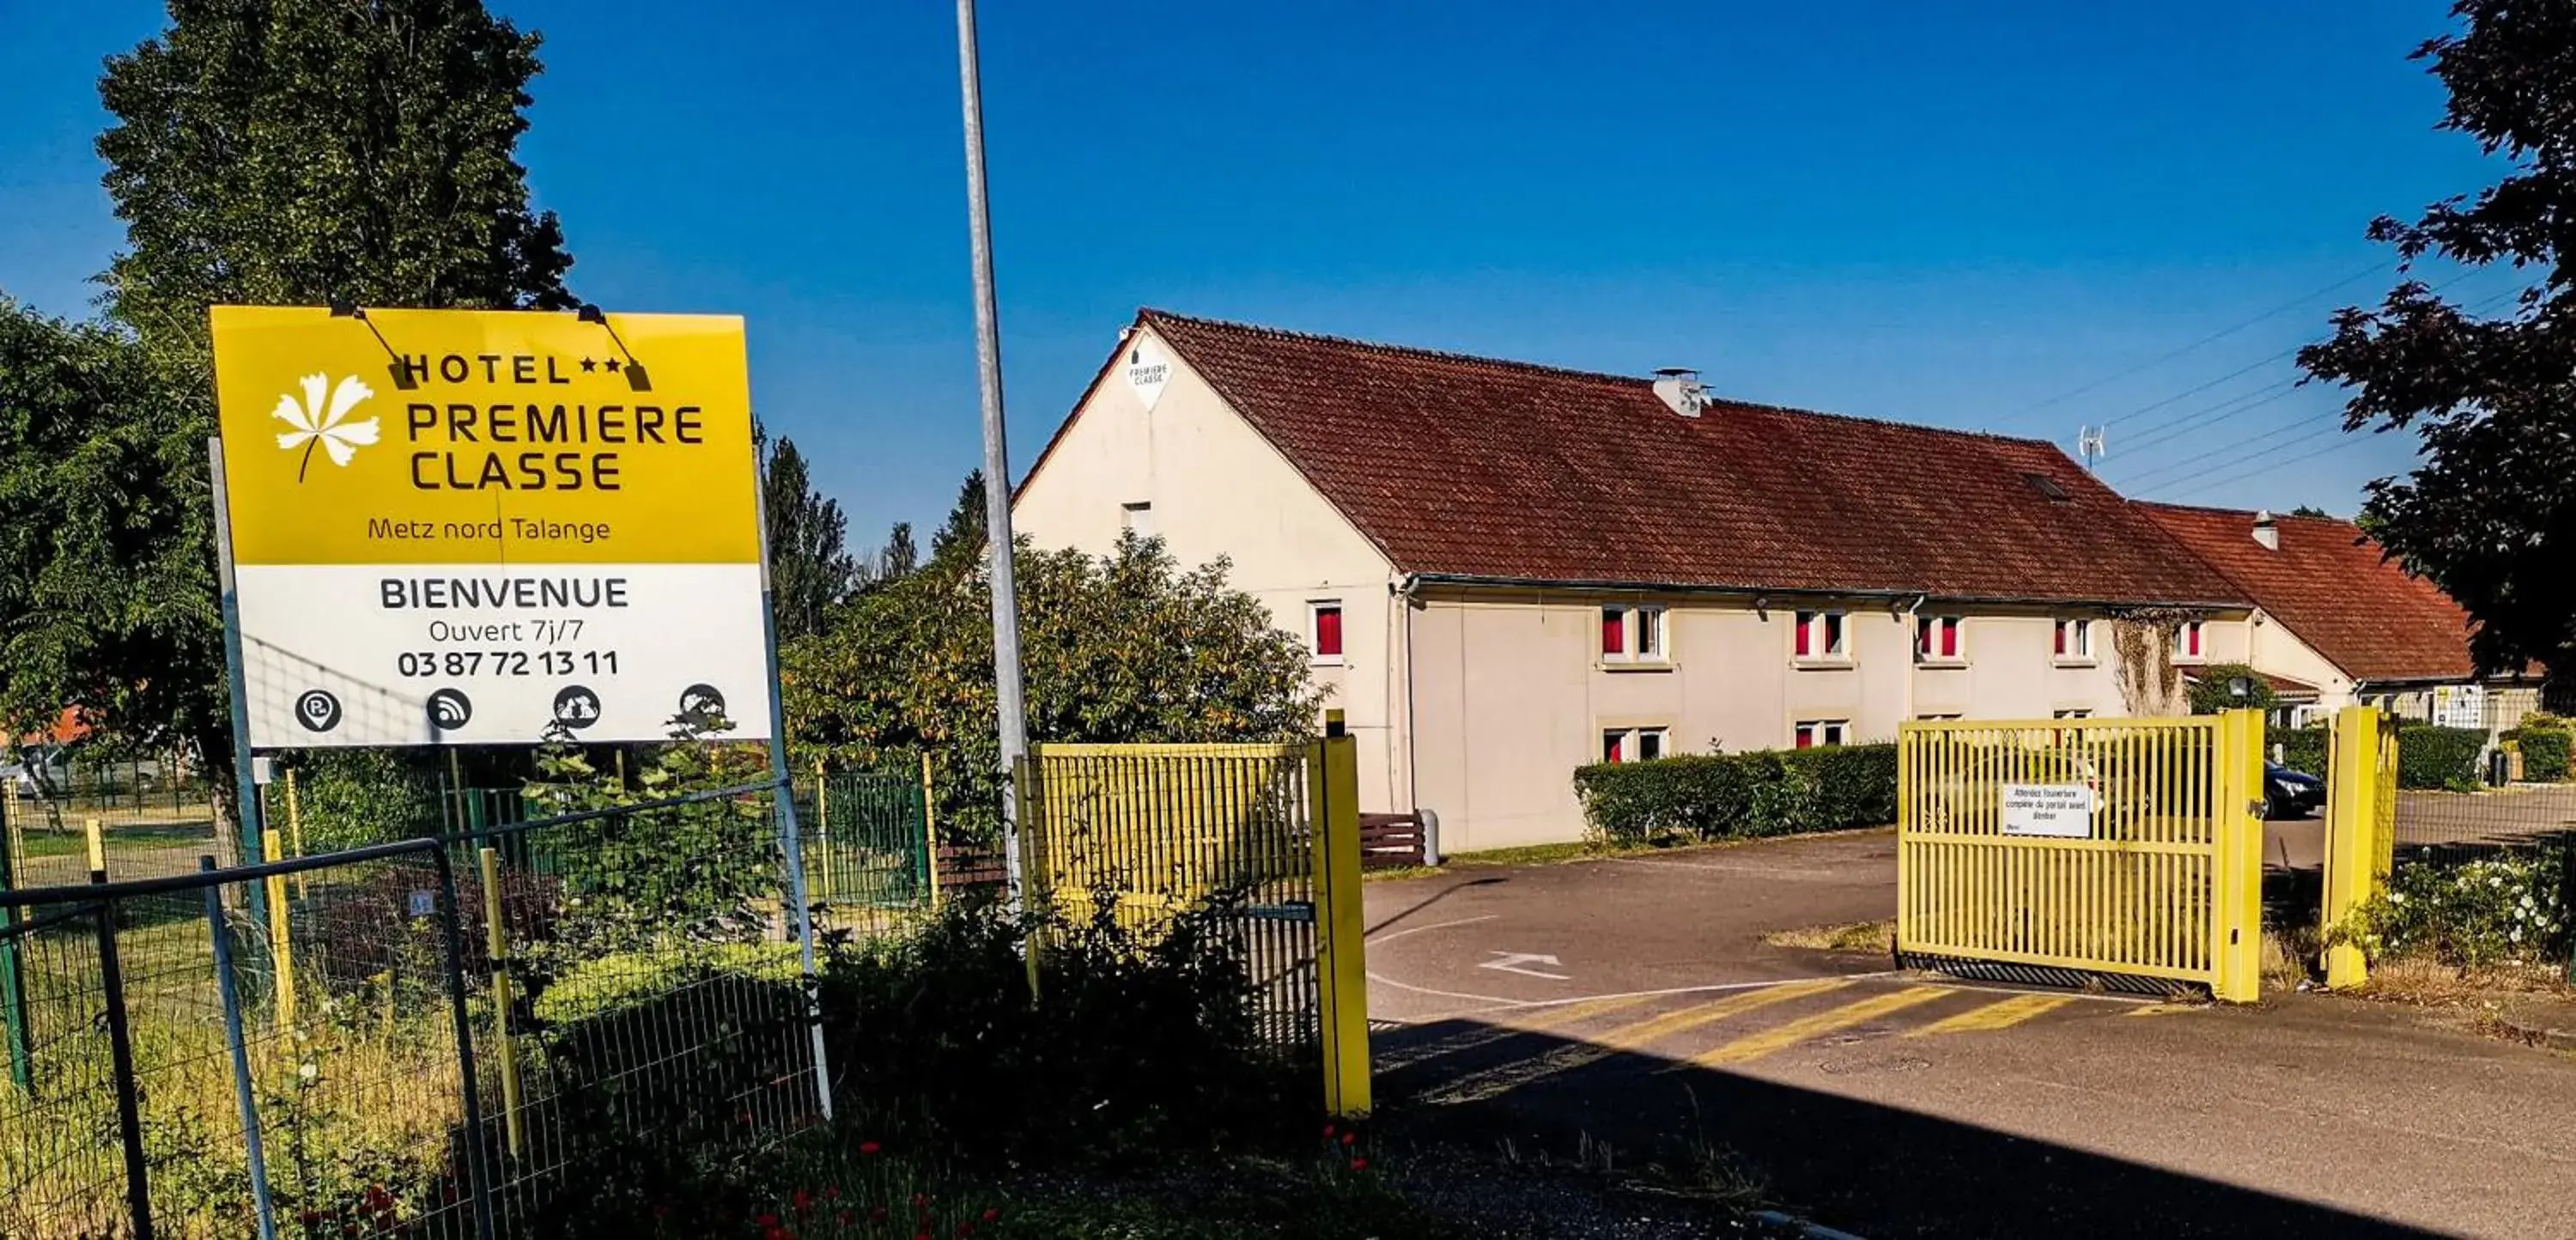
[[1479, 951, 1570, 981]]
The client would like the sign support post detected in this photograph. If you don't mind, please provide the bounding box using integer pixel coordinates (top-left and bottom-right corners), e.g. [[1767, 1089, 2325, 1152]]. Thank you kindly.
[[754, 465, 832, 1123], [208, 441, 270, 895]]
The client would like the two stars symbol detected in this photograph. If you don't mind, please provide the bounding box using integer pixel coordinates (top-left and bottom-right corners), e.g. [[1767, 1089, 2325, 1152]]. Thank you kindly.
[[575, 356, 624, 374]]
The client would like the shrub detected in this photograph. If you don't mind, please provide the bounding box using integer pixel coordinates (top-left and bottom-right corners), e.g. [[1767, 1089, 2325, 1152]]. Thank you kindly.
[[2507, 717, 2571, 782], [278, 749, 443, 851], [2273, 726, 2329, 778], [817, 890, 1291, 1173], [1573, 744, 1898, 846], [2333, 851, 2570, 969], [2186, 662, 2275, 715], [2397, 724, 2486, 791]]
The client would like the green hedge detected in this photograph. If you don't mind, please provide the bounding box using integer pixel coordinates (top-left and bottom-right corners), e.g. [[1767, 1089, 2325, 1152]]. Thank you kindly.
[[2273, 726, 2329, 778], [2398, 724, 2486, 791], [1573, 744, 1898, 846], [2510, 726, 2571, 782]]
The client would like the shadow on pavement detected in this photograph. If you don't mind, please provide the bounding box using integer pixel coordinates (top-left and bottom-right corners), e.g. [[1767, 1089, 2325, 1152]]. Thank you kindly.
[[1379, 1018, 2439, 1238]]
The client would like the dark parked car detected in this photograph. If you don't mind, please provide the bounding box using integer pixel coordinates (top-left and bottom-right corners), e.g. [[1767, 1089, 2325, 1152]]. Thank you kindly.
[[2266, 762, 2325, 819]]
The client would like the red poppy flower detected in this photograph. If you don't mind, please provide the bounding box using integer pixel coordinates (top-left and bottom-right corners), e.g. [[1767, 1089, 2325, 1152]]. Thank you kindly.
[[860, 1141, 882, 1156], [1350, 1157, 1369, 1171], [756, 1215, 778, 1227], [793, 1190, 812, 1212], [1341, 1133, 1356, 1146], [981, 1208, 1000, 1222]]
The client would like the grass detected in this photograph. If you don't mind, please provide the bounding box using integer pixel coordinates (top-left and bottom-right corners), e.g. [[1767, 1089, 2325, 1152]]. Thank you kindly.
[[1764, 920, 1894, 954]]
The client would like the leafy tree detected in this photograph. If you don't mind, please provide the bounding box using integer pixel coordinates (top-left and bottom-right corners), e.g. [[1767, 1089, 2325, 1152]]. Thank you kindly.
[[0, 301, 222, 784], [1, 0, 584, 835], [97, 0, 574, 367], [761, 436, 857, 641], [2299, 0, 2576, 682], [878, 521, 920, 580], [2288, 504, 2334, 519], [927, 470, 989, 563], [2185, 662, 2276, 716], [783, 534, 1323, 839]]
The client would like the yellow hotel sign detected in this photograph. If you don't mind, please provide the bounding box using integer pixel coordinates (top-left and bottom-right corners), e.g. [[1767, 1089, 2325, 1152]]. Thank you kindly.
[[211, 307, 772, 748], [210, 306, 758, 566]]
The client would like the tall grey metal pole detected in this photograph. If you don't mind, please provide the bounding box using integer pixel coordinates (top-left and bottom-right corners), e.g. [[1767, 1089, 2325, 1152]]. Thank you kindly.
[[956, 0, 1030, 916]]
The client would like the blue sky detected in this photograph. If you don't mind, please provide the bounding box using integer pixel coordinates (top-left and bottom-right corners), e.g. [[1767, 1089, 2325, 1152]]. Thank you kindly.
[[0, 2, 2518, 544]]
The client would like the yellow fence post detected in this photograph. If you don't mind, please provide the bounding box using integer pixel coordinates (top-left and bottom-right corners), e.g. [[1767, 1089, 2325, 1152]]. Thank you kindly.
[[1309, 719, 1372, 1116], [812, 759, 831, 905], [2321, 705, 2385, 989], [920, 752, 940, 911], [479, 847, 524, 1158], [263, 827, 296, 1027], [2210, 709, 2266, 1003], [83, 818, 106, 881], [283, 768, 309, 898]]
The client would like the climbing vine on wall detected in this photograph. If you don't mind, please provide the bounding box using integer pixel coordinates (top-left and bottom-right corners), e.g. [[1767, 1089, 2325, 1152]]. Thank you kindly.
[[2107, 608, 2190, 716]]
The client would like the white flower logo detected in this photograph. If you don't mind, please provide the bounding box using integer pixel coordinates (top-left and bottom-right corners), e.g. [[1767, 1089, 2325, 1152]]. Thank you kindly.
[[272, 373, 380, 481]]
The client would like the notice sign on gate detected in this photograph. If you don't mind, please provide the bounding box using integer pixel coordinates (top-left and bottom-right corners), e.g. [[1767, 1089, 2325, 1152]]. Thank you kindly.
[[2000, 783, 2095, 838], [210, 306, 772, 747]]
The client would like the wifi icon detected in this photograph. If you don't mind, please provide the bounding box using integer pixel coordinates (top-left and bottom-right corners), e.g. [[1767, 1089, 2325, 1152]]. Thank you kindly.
[[426, 688, 474, 732]]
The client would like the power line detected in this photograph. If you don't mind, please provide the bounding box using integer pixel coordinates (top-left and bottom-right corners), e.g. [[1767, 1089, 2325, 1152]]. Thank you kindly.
[[2116, 406, 2342, 488], [2107, 378, 2305, 462], [2154, 425, 2394, 502], [1991, 259, 2390, 425], [2097, 281, 2524, 471]]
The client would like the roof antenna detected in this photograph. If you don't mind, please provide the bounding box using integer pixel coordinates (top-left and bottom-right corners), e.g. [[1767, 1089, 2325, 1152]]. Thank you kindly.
[[2077, 425, 2106, 473]]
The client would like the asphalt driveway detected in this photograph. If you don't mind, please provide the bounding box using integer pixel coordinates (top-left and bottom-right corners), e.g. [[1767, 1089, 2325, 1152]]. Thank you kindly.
[[1366, 830, 2576, 1238]]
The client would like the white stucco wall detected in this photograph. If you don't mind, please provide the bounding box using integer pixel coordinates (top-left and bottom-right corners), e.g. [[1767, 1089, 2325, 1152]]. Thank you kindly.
[[1406, 593, 2196, 852], [1011, 328, 1406, 809]]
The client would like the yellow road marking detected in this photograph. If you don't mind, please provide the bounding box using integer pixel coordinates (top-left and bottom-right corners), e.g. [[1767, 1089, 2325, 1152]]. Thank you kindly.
[[1377, 993, 1659, 1072], [1423, 980, 1852, 1105], [1670, 985, 1952, 1070], [2125, 1001, 2203, 1018], [1907, 992, 2075, 1036]]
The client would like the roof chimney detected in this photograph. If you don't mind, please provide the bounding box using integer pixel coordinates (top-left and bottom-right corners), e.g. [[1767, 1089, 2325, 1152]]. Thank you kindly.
[[2251, 509, 2279, 551], [1652, 368, 1710, 418]]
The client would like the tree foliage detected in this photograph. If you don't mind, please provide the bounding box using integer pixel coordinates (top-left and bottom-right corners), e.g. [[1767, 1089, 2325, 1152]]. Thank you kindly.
[[783, 535, 1324, 839], [2298, 0, 2576, 681], [97, 0, 574, 366], [0, 0, 581, 814], [927, 470, 989, 564], [760, 436, 857, 641], [0, 301, 221, 762]]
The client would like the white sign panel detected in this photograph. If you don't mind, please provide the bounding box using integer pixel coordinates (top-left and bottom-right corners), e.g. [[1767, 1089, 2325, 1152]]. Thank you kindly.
[[2433, 684, 2486, 731], [1124, 338, 1171, 410], [2000, 783, 2095, 838]]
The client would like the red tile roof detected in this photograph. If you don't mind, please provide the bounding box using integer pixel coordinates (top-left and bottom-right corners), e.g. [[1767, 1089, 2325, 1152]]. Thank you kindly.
[[1115, 310, 2246, 606], [2138, 503, 2478, 684]]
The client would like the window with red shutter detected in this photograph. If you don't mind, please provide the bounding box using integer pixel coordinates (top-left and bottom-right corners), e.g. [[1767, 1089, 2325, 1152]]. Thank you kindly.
[[1602, 731, 1625, 763], [1795, 611, 1814, 658], [1941, 618, 1959, 659], [1313, 605, 1343, 659], [1601, 608, 1625, 657], [2055, 622, 2068, 656]]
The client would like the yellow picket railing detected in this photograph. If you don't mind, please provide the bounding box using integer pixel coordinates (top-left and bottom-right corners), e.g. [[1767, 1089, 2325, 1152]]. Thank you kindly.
[[1897, 710, 2265, 1001], [1018, 734, 1370, 1115]]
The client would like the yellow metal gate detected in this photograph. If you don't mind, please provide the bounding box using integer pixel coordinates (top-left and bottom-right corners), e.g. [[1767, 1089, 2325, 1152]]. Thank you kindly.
[[1017, 735, 1371, 1115], [1897, 710, 2266, 1001]]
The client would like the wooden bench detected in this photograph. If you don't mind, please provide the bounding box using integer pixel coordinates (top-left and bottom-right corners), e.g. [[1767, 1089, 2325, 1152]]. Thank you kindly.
[[1358, 810, 1441, 870]]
